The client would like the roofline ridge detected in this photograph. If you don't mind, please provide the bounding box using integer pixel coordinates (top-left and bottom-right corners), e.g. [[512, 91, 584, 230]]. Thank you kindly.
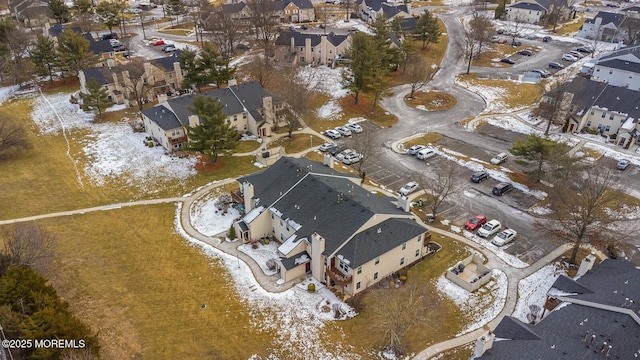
[[556, 296, 640, 326]]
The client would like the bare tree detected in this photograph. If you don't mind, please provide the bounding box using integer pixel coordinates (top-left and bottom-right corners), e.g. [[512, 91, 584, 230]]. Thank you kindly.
[[272, 66, 317, 137], [247, 0, 278, 55], [115, 58, 153, 112], [468, 9, 494, 61], [205, 4, 242, 62], [415, 162, 463, 220], [246, 55, 275, 88], [622, 17, 640, 46], [370, 282, 441, 357], [187, 0, 212, 46], [542, 166, 635, 264], [404, 53, 436, 99], [0, 118, 32, 159], [460, 19, 481, 74], [4, 25, 34, 86], [534, 72, 572, 135], [351, 128, 379, 180], [503, 18, 532, 45], [1, 224, 55, 270]]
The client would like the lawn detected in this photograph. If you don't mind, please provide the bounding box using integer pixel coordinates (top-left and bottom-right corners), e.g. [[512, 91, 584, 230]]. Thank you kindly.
[[268, 133, 324, 154], [403, 133, 444, 148], [235, 139, 262, 153], [458, 74, 544, 110], [551, 17, 586, 35], [339, 95, 398, 128], [23, 204, 273, 359], [405, 91, 457, 111]]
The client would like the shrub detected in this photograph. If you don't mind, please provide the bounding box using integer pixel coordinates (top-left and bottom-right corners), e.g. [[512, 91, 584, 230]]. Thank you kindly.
[[228, 224, 236, 240], [307, 283, 316, 292]]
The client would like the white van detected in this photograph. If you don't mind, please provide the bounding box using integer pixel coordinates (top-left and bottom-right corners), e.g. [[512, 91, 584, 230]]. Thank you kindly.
[[417, 147, 436, 160], [490, 152, 508, 165]]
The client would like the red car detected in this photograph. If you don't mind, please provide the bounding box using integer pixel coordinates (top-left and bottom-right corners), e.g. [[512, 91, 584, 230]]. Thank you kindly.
[[465, 215, 487, 231], [152, 39, 165, 46]]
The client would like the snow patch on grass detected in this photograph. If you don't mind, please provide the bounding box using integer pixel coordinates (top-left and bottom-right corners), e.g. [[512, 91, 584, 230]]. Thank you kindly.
[[512, 264, 566, 323], [190, 193, 240, 236], [238, 242, 280, 276], [0, 85, 18, 105]]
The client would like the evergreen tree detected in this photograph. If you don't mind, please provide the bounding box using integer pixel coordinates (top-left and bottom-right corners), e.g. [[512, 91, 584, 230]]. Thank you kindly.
[[96, 1, 122, 34], [48, 0, 70, 24], [342, 32, 377, 104], [29, 35, 58, 83], [84, 78, 111, 118], [510, 134, 562, 181], [57, 29, 97, 77], [0, 266, 58, 314], [179, 48, 204, 92], [180, 43, 235, 92], [414, 10, 441, 49], [187, 96, 239, 163], [73, 0, 93, 14], [495, 0, 507, 19]]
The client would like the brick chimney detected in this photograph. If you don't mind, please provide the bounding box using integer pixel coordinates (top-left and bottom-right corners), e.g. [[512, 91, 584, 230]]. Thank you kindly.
[[577, 252, 596, 277], [323, 153, 334, 168], [473, 331, 495, 358], [262, 96, 275, 127]]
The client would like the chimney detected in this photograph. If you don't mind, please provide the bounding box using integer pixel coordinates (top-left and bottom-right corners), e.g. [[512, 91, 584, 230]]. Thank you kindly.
[[473, 331, 495, 358], [262, 96, 275, 127], [228, 78, 237, 86], [243, 181, 255, 212], [188, 114, 200, 127], [157, 93, 168, 103], [577, 252, 596, 277], [396, 194, 411, 213], [323, 153, 334, 168]]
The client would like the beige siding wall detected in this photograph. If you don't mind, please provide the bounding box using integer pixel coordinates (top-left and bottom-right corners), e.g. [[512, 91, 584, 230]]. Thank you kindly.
[[143, 115, 171, 150], [281, 263, 307, 282], [226, 111, 250, 133], [271, 211, 299, 242], [579, 108, 628, 135], [246, 209, 272, 242]]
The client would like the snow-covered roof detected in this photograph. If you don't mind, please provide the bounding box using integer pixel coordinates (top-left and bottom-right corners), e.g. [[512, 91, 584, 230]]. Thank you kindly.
[[243, 206, 265, 224]]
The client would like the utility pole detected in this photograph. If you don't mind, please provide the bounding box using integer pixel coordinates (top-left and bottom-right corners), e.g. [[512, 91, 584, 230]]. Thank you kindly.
[[0, 323, 14, 360]]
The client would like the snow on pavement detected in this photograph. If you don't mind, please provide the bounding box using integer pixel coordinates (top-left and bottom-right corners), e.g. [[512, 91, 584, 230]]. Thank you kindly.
[[436, 269, 508, 336], [512, 263, 566, 323], [461, 230, 530, 268], [30, 92, 197, 192], [0, 85, 18, 105], [174, 204, 360, 359], [190, 193, 240, 236]]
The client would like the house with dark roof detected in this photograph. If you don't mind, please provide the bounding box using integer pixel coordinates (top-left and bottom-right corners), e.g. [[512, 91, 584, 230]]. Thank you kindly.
[[209, 2, 253, 27], [142, 52, 185, 100], [141, 81, 283, 152], [9, 0, 50, 27], [232, 157, 430, 296], [78, 67, 126, 104], [591, 45, 640, 90], [473, 256, 640, 359], [210, 0, 314, 26], [542, 76, 640, 147], [505, 0, 568, 24], [355, 0, 411, 23], [279, 0, 315, 23], [577, 11, 639, 43], [274, 31, 351, 64]]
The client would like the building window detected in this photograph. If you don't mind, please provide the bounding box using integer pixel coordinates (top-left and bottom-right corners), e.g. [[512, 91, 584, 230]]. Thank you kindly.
[[285, 9, 289, 14], [286, 226, 289, 231], [586, 121, 592, 127], [243, 112, 247, 119], [415, 249, 420, 257], [300, 47, 303, 51], [226, 119, 230, 124], [590, 109, 595, 115], [234, 114, 237, 121], [400, 257, 405, 265], [374, 272, 378, 280], [601, 112, 606, 118], [375, 257, 380, 265], [294, 9, 298, 13], [402, 243, 406, 250], [280, 220, 283, 226], [339, 260, 349, 272], [609, 70, 613, 74], [280, 233, 284, 241], [271, 214, 274, 219], [357, 266, 362, 274], [605, 125, 611, 131], [610, 114, 615, 120], [329, 50, 332, 54], [356, 281, 361, 289], [272, 227, 275, 233]]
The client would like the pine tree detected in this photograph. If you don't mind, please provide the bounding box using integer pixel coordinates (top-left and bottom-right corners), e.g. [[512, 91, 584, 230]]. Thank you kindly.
[[414, 10, 441, 49], [29, 35, 58, 83], [57, 29, 97, 77], [84, 78, 111, 118], [187, 96, 240, 163], [48, 0, 70, 24]]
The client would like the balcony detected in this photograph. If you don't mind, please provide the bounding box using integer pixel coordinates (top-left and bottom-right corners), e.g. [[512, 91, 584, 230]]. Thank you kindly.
[[231, 190, 244, 205], [326, 266, 352, 287], [169, 135, 187, 145]]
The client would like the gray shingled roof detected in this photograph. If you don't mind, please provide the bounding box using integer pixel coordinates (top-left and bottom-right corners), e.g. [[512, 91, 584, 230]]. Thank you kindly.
[[493, 316, 540, 340], [478, 259, 640, 360], [336, 218, 426, 268], [590, 83, 640, 119], [275, 31, 349, 47], [280, 250, 310, 270], [280, 0, 314, 10], [599, 44, 640, 61], [382, 3, 408, 18], [82, 67, 113, 85], [585, 11, 626, 26], [149, 52, 183, 71], [141, 105, 182, 131], [508, 2, 546, 11], [220, 1, 246, 13], [551, 275, 594, 295], [597, 58, 640, 72]]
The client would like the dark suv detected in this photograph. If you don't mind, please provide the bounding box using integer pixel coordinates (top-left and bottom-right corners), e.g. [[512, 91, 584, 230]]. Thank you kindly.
[[471, 171, 489, 183], [493, 182, 513, 196]]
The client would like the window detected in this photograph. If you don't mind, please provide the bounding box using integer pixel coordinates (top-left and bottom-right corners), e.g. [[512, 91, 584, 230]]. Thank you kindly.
[[329, 50, 332, 54], [294, 9, 298, 13], [610, 114, 615, 120], [415, 249, 420, 257], [286, 226, 289, 231], [601, 112, 606, 118], [271, 214, 274, 219], [226, 119, 230, 124], [374, 272, 378, 280], [234, 114, 237, 121], [311, 48, 314, 52], [356, 282, 361, 289], [402, 243, 406, 250], [605, 125, 611, 131], [280, 233, 284, 241], [400, 257, 405, 265], [339, 260, 349, 272], [300, 47, 303, 51], [272, 227, 275, 234], [285, 9, 290, 14], [590, 109, 595, 115], [417, 235, 421, 242], [609, 69, 613, 74], [375, 257, 380, 265], [586, 121, 592, 127], [243, 112, 247, 119], [357, 266, 362, 274], [280, 220, 283, 226]]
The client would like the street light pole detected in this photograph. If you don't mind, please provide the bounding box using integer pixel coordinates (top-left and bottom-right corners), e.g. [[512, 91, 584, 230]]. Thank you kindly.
[[310, 135, 313, 148]]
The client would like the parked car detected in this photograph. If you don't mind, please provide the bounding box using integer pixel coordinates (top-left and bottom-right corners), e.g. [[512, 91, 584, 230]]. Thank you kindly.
[[300, 25, 308, 30], [345, 123, 363, 133], [512, 40, 522, 46], [492, 229, 517, 246], [465, 215, 487, 231], [162, 44, 176, 52], [526, 34, 538, 40], [318, 142, 336, 152], [542, 36, 552, 42], [492, 182, 513, 196], [477, 220, 502, 238], [335, 126, 352, 137], [335, 149, 356, 162], [576, 46, 593, 53], [617, 159, 630, 170], [531, 69, 551, 78], [416, 147, 436, 160], [399, 181, 419, 196], [152, 39, 165, 46], [470, 171, 489, 183], [562, 54, 578, 62], [500, 58, 516, 65], [569, 50, 585, 59], [518, 49, 533, 56], [101, 33, 118, 40], [497, 38, 508, 44], [342, 152, 361, 165], [549, 62, 565, 69], [324, 129, 342, 139], [490, 152, 508, 165], [407, 145, 426, 155]]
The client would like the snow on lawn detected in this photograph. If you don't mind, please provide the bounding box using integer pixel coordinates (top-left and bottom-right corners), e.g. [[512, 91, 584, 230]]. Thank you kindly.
[[0, 85, 18, 105], [456, 78, 511, 113], [512, 263, 566, 323], [238, 242, 280, 276], [174, 204, 359, 360], [436, 269, 508, 336], [461, 230, 530, 268], [105, 103, 128, 112], [584, 141, 640, 167], [190, 193, 240, 236], [299, 65, 348, 120], [31, 92, 197, 191]]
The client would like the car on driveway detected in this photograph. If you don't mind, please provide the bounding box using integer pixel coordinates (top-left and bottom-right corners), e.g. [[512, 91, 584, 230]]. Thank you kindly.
[[617, 159, 630, 170], [152, 39, 165, 46], [549, 62, 565, 69], [399, 181, 419, 196], [416, 147, 436, 160], [162, 44, 176, 52], [470, 171, 489, 183], [335, 149, 356, 162], [531, 69, 551, 78], [562, 54, 578, 62], [335, 126, 352, 137], [408, 145, 426, 155], [542, 36, 552, 42], [492, 182, 514, 196], [465, 215, 487, 231], [477, 219, 502, 238], [490, 152, 508, 165], [345, 123, 363, 133], [518, 49, 533, 56], [324, 129, 341, 139], [569, 50, 585, 59], [500, 58, 515, 64], [342, 152, 361, 165], [576, 46, 592, 53], [491, 229, 517, 246], [319, 142, 336, 152]]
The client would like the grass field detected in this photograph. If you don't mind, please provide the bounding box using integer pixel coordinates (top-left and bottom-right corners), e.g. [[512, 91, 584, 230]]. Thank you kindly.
[[403, 133, 444, 148], [458, 74, 544, 110], [405, 91, 457, 111], [235, 139, 262, 154], [268, 133, 324, 154]]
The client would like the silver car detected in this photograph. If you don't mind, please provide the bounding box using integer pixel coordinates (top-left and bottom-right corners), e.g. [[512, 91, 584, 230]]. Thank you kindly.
[[335, 126, 352, 137]]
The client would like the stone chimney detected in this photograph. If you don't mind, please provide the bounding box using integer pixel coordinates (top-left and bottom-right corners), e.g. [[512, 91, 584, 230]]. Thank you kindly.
[[323, 153, 334, 168], [473, 331, 495, 358], [173, 61, 183, 88], [577, 252, 596, 277], [157, 93, 168, 103], [228, 78, 237, 86], [188, 114, 200, 127], [396, 194, 411, 213], [242, 181, 255, 212], [262, 96, 275, 126]]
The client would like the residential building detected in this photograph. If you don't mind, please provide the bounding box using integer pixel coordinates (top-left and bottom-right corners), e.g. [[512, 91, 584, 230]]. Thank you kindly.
[[141, 81, 283, 152], [590, 45, 640, 90], [143, 53, 185, 100], [232, 157, 430, 297], [474, 257, 640, 359], [78, 67, 126, 104], [274, 31, 351, 65], [209, 0, 315, 26], [577, 11, 640, 43], [505, 0, 567, 24], [355, 0, 411, 23], [279, 0, 315, 23], [9, 0, 50, 28]]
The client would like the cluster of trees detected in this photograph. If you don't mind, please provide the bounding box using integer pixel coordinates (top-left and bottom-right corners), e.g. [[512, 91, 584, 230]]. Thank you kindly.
[[179, 42, 236, 93], [186, 96, 240, 163], [343, 11, 440, 108], [0, 224, 99, 360]]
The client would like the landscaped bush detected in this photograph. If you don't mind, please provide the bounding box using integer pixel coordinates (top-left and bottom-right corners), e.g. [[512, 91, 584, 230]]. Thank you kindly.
[[307, 283, 316, 292]]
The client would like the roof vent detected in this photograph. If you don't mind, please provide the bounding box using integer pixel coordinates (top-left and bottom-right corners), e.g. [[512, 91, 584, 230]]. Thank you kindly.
[[377, 228, 381, 234]]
